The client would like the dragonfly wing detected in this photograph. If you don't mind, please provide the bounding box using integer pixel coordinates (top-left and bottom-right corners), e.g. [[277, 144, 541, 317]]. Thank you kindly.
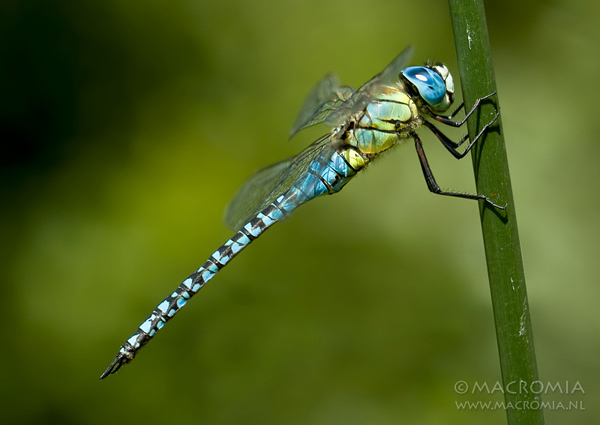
[[289, 73, 354, 139], [324, 45, 414, 127], [225, 134, 337, 230]]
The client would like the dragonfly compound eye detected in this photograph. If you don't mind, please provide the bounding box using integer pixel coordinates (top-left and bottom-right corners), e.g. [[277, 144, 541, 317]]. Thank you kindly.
[[401, 66, 446, 108]]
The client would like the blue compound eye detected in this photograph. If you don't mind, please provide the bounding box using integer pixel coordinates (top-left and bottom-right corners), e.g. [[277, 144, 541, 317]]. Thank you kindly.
[[401, 66, 446, 107]]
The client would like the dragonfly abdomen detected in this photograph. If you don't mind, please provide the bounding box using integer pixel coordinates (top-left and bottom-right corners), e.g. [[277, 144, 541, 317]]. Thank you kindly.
[[101, 148, 365, 379], [99, 204, 287, 378]]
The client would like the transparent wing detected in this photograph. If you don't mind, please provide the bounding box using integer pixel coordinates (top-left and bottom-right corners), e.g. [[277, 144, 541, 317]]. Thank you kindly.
[[324, 45, 414, 127], [289, 73, 354, 139], [225, 133, 337, 230]]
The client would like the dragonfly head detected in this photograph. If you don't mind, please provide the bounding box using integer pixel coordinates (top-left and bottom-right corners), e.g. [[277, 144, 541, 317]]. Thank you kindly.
[[401, 64, 454, 112]]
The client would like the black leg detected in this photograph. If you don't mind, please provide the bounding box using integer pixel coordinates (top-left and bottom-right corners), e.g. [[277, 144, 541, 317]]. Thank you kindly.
[[423, 111, 499, 160], [434, 101, 465, 122], [430, 91, 497, 127], [413, 133, 505, 209], [423, 120, 466, 157]]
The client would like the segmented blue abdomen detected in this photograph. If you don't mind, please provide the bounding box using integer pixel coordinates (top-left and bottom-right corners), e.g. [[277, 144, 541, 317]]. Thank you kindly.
[[100, 147, 363, 378], [278, 149, 359, 211]]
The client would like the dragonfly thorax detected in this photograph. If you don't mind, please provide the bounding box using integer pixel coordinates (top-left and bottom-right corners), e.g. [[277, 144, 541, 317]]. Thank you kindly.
[[346, 85, 420, 154]]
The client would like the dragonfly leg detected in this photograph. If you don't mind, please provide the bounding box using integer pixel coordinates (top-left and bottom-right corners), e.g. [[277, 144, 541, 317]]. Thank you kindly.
[[412, 133, 505, 209], [429, 91, 497, 127], [422, 110, 499, 160], [434, 101, 465, 122], [422, 120, 465, 158]]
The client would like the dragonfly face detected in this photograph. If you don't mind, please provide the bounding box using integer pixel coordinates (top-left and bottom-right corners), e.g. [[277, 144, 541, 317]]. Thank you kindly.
[[400, 64, 454, 112]]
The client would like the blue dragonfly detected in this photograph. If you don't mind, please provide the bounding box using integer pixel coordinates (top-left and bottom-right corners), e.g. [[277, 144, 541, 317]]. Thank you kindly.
[[100, 46, 503, 379]]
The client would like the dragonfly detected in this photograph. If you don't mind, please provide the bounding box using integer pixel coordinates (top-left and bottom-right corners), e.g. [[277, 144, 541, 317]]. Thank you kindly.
[[100, 45, 504, 379]]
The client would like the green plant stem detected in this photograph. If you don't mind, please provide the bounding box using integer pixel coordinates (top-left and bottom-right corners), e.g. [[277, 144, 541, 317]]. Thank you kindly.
[[447, 1, 544, 424]]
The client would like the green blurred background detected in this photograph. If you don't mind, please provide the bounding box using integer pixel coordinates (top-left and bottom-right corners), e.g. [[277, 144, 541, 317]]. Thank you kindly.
[[1, 0, 598, 424]]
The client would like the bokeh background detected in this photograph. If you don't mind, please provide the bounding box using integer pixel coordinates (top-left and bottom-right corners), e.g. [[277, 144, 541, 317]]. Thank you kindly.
[[1, 0, 598, 424]]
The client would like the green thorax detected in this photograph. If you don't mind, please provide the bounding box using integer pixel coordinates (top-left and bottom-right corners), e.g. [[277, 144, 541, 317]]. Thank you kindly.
[[346, 84, 420, 155]]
